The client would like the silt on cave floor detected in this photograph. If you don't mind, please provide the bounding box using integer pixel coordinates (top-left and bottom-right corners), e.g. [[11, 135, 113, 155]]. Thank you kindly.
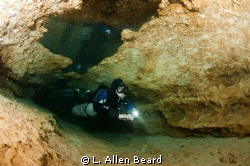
[[1, 0, 250, 165], [1, 94, 250, 166]]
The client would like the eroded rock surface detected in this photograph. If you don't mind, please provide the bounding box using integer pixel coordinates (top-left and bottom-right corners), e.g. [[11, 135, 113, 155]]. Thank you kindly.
[[59, 0, 161, 27], [67, 0, 250, 137], [0, 95, 75, 166], [1, 94, 250, 166], [0, 1, 84, 82], [0, 0, 250, 137]]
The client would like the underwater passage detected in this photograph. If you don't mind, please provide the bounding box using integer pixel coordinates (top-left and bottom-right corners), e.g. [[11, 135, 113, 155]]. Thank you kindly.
[[39, 18, 124, 74], [32, 78, 145, 134], [0, 0, 250, 165]]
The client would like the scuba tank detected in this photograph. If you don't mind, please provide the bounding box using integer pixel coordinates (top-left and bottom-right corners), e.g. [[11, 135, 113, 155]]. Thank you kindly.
[[72, 103, 97, 117]]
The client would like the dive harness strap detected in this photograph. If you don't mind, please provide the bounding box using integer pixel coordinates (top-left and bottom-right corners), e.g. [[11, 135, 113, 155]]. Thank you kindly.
[[79, 103, 88, 117]]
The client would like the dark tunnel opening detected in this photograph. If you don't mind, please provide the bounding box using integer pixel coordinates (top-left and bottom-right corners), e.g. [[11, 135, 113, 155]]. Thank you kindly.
[[39, 17, 133, 74], [32, 87, 143, 134], [32, 17, 141, 133], [34, 18, 145, 134]]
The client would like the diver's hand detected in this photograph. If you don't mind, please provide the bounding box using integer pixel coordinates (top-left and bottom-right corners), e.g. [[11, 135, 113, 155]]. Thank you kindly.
[[118, 114, 134, 121], [119, 93, 126, 100], [127, 114, 134, 120]]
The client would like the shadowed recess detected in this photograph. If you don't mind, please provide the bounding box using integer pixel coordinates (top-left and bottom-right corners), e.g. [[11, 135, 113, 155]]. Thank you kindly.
[[32, 88, 139, 134], [39, 17, 127, 74]]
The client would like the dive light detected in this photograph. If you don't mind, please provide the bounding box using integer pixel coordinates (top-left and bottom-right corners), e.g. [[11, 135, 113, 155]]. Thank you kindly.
[[132, 108, 139, 117]]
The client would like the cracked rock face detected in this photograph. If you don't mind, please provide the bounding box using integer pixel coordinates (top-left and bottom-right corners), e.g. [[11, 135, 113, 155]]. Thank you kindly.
[[0, 1, 81, 85], [59, 0, 161, 27], [67, 0, 250, 137], [0, 0, 250, 137], [0, 95, 74, 166]]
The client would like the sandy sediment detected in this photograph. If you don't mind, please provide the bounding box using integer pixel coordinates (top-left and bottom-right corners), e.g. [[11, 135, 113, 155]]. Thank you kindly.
[[1, 94, 250, 166]]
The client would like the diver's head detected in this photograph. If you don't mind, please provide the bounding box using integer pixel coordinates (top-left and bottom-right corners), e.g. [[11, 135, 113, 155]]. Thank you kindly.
[[111, 79, 128, 99]]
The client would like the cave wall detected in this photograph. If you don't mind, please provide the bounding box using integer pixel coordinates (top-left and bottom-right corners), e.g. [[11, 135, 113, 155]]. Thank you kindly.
[[0, 0, 82, 90], [0, 0, 250, 137], [59, 0, 161, 27], [67, 0, 250, 137], [0, 0, 160, 92], [0, 94, 76, 166]]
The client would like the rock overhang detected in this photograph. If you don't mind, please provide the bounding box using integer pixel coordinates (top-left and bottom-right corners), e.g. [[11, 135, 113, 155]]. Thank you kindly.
[[0, 0, 250, 137]]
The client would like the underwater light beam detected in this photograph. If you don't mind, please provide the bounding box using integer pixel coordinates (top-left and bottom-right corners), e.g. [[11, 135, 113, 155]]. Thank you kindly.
[[132, 108, 139, 117]]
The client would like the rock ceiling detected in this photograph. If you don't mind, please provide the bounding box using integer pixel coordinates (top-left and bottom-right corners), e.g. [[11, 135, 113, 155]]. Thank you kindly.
[[0, 0, 250, 137]]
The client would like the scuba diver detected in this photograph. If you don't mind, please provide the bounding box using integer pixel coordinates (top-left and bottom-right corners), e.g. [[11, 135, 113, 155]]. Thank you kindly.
[[72, 79, 137, 121]]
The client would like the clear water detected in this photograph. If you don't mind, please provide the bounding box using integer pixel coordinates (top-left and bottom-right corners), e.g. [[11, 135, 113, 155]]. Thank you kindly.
[[39, 17, 125, 74], [61, 118, 250, 166], [29, 16, 250, 166], [36, 17, 144, 134]]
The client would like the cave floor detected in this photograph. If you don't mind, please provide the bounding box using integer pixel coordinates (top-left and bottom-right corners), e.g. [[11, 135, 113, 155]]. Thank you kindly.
[[0, 95, 250, 166], [61, 120, 250, 166]]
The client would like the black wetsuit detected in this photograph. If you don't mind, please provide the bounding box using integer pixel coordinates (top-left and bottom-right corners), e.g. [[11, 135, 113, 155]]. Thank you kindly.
[[93, 89, 124, 118]]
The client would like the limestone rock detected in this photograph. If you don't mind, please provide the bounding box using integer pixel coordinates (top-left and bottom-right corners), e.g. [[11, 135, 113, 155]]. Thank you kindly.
[[0, 95, 75, 166], [59, 0, 161, 27], [69, 0, 250, 136], [0, 0, 250, 137], [0, 1, 80, 85], [121, 29, 137, 41]]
